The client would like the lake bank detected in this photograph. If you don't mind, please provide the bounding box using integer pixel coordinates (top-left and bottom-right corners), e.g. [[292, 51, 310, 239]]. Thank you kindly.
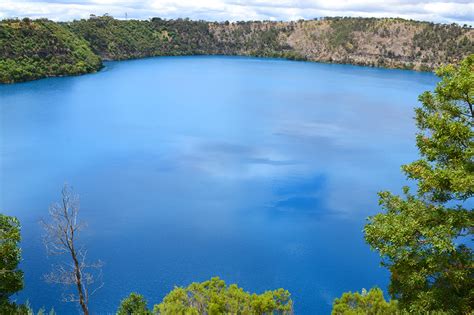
[[1, 16, 472, 83]]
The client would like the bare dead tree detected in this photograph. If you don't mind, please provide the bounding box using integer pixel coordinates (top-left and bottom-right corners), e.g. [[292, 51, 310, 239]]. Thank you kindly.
[[41, 184, 103, 315]]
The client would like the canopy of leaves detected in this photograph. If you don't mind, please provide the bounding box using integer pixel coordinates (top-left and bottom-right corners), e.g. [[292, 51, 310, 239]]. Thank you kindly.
[[0, 214, 24, 312], [0, 18, 102, 83], [118, 277, 292, 315], [331, 287, 398, 315], [364, 54, 473, 313], [117, 293, 150, 315], [116, 277, 292, 314], [68, 16, 220, 60]]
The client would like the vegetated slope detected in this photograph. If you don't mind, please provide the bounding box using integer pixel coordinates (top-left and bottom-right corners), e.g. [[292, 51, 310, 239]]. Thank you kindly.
[[67, 17, 219, 60], [1, 16, 473, 83], [69, 16, 473, 71], [0, 18, 102, 83], [217, 17, 474, 70], [277, 18, 474, 70]]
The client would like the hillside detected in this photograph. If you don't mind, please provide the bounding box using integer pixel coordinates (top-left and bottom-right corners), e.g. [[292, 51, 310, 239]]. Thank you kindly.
[[69, 16, 473, 70], [67, 17, 219, 60], [0, 18, 102, 83], [0, 16, 473, 83], [209, 17, 474, 70]]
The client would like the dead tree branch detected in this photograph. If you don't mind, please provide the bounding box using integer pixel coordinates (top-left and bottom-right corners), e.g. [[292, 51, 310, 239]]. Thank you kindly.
[[41, 184, 103, 315]]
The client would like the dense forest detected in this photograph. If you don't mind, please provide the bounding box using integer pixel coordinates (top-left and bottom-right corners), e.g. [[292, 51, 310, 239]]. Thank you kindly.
[[0, 16, 473, 83], [0, 18, 102, 83]]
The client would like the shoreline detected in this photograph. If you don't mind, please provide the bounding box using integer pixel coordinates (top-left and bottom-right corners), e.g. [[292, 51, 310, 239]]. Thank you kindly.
[[1, 16, 472, 84]]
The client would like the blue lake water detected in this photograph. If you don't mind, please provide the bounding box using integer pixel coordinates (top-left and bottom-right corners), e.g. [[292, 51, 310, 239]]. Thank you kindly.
[[0, 56, 437, 314]]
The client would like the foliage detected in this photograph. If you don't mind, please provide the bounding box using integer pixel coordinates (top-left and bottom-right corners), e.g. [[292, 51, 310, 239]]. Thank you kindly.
[[67, 16, 473, 71], [0, 18, 102, 83], [34, 306, 56, 315], [331, 287, 398, 314], [68, 16, 219, 60], [117, 293, 150, 315], [364, 54, 473, 313], [0, 214, 24, 312], [0, 214, 57, 314], [1, 16, 473, 83], [327, 17, 377, 48], [21, 302, 56, 315], [413, 24, 473, 63], [153, 277, 293, 314]]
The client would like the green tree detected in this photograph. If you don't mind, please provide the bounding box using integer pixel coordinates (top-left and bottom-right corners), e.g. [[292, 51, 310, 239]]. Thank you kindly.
[[117, 293, 151, 315], [153, 277, 292, 314], [0, 214, 24, 312], [332, 287, 398, 314], [364, 54, 473, 313]]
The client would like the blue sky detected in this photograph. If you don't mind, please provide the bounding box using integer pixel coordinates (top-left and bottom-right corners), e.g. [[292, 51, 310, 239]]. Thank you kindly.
[[0, 0, 473, 25]]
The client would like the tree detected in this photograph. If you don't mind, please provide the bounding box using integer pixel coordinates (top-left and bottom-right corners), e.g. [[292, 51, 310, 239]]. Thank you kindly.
[[41, 185, 103, 315], [331, 287, 398, 314], [117, 293, 150, 315], [364, 54, 473, 313], [0, 214, 24, 311], [153, 277, 293, 314]]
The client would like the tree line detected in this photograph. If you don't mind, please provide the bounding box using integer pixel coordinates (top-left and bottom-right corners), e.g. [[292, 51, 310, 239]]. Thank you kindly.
[[1, 16, 473, 83]]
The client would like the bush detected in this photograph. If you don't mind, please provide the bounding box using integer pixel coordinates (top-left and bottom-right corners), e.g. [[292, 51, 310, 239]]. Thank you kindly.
[[332, 287, 398, 315], [117, 293, 150, 315]]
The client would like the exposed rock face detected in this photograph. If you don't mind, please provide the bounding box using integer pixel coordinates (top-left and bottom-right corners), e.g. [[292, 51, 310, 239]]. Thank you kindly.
[[1, 16, 473, 83], [207, 18, 474, 71]]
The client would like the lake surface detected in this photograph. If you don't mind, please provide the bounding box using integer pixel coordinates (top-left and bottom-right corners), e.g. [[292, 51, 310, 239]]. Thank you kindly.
[[0, 56, 437, 314]]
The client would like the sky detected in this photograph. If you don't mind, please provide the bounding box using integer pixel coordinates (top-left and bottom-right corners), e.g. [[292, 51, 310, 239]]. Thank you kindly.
[[0, 0, 473, 25]]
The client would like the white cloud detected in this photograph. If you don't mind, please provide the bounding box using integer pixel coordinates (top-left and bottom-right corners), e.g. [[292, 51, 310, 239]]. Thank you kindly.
[[0, 0, 472, 25]]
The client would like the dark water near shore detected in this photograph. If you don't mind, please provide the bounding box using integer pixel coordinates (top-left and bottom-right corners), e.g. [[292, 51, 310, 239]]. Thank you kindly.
[[0, 56, 437, 314]]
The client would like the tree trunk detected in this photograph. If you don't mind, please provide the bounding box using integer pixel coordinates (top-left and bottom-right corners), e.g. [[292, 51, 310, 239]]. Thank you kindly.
[[71, 250, 88, 315]]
